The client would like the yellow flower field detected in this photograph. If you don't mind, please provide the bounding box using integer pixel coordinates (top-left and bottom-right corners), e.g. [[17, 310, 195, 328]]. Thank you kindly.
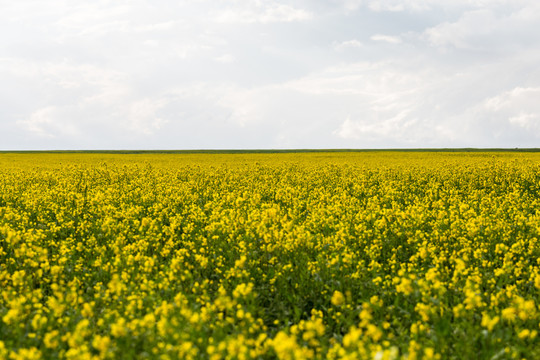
[[1, 152, 539, 359]]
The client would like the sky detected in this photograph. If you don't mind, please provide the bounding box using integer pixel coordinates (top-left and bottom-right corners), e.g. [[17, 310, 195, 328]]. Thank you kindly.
[[2, 0, 540, 150]]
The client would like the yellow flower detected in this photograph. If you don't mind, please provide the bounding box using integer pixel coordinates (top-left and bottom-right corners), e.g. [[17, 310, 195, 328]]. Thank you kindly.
[[0, 341, 7, 359], [43, 330, 60, 349], [92, 335, 111, 355], [481, 314, 499, 331], [501, 307, 516, 322], [111, 318, 127, 337], [396, 278, 413, 295], [331, 291, 345, 306]]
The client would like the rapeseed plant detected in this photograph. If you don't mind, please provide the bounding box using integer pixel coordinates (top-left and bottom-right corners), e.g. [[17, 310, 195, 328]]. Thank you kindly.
[[0, 152, 539, 359]]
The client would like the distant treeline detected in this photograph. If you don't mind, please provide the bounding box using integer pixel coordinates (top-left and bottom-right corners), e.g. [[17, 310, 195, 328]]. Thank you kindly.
[[1, 148, 540, 154]]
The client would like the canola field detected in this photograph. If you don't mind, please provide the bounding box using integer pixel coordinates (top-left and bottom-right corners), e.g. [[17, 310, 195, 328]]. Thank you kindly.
[[1, 152, 540, 360]]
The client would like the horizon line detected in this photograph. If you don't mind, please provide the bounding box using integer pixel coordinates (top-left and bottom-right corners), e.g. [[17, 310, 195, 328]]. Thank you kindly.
[[1, 148, 539, 154]]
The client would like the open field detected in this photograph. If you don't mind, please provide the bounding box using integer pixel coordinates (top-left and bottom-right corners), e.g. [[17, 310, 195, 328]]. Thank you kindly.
[[1, 152, 540, 359]]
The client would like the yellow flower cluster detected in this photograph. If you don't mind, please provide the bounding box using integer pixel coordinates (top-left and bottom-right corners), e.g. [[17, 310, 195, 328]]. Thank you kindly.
[[1, 151, 540, 359]]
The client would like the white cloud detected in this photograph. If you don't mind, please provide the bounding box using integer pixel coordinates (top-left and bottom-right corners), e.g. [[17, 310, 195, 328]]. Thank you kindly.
[[337, 0, 535, 13], [216, 86, 267, 127], [334, 40, 363, 50], [125, 98, 169, 135], [370, 34, 402, 44], [16, 94, 171, 143], [0, 57, 130, 103], [367, 1, 412, 12], [133, 21, 177, 33], [2, 0, 540, 149], [338, 0, 433, 13], [338, 0, 363, 12], [5, 57, 170, 142], [424, 10, 498, 50], [481, 87, 540, 132], [216, 2, 313, 24], [424, 3, 540, 51], [213, 52, 540, 147], [214, 54, 236, 63], [508, 112, 539, 129], [333, 114, 418, 141], [17, 107, 70, 138]]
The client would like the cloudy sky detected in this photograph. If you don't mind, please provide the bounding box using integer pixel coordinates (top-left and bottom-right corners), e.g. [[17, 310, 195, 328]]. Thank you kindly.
[[2, 0, 540, 150]]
